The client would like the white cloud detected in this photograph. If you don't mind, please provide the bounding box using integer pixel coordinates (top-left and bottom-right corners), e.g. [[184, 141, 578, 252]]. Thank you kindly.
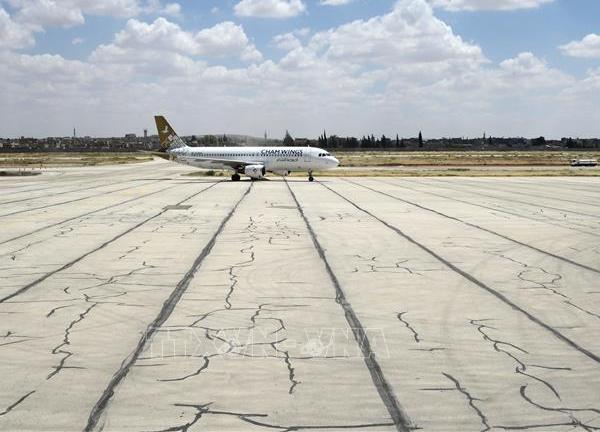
[[307, 0, 484, 67], [90, 18, 262, 67], [492, 52, 572, 91], [144, 0, 182, 17], [7, 0, 141, 29], [430, 0, 554, 11], [5, 0, 182, 31], [320, 0, 354, 5], [73, 0, 142, 17], [0, 7, 34, 49], [0, 0, 598, 139], [12, 0, 85, 29], [295, 27, 310, 36], [559, 34, 600, 59], [234, 0, 306, 18], [273, 32, 301, 50]]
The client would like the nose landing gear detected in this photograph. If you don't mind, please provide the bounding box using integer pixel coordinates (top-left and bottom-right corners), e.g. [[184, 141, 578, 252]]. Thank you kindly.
[[308, 170, 314, 182]]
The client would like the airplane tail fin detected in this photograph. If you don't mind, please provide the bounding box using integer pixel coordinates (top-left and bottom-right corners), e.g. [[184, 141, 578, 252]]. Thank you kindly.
[[154, 115, 188, 152]]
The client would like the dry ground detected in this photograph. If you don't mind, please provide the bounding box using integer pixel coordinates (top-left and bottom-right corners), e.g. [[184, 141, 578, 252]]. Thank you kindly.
[[336, 150, 600, 167], [0, 152, 152, 168]]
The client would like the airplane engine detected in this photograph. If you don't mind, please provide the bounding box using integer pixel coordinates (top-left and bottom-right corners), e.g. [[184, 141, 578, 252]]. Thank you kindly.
[[244, 165, 266, 179], [272, 170, 291, 177]]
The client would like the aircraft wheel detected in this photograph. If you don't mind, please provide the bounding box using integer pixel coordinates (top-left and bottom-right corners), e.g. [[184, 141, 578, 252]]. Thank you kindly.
[[231, 174, 241, 182], [309, 176, 314, 182]]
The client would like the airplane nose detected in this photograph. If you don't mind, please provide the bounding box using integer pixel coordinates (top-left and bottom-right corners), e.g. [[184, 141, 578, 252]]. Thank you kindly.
[[332, 157, 340, 167]]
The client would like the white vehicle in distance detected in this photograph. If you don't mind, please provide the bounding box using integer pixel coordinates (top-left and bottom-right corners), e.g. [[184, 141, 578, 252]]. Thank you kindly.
[[153, 116, 339, 182], [570, 159, 598, 167]]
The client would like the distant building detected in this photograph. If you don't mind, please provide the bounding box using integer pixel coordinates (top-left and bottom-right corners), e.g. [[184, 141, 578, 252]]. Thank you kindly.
[[125, 133, 136, 139]]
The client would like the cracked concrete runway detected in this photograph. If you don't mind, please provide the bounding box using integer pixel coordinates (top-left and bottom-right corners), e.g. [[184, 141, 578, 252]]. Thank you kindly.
[[1, 160, 599, 431]]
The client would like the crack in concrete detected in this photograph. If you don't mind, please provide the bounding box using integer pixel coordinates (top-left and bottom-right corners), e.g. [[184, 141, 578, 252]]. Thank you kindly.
[[516, 385, 600, 431], [118, 245, 141, 260], [0, 391, 35, 417], [355, 255, 421, 276], [469, 319, 561, 400], [78, 262, 157, 292], [148, 402, 396, 432], [397, 312, 421, 343], [156, 356, 213, 382], [443, 372, 491, 432], [222, 222, 256, 310], [47, 303, 97, 380], [492, 252, 600, 322], [189, 301, 305, 394], [268, 339, 300, 395], [46, 304, 76, 318]]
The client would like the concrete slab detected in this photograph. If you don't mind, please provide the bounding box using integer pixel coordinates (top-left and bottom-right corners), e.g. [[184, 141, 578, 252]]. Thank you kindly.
[[0, 162, 599, 431]]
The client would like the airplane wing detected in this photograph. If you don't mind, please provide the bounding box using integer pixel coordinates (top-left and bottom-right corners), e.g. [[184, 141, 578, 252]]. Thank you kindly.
[[138, 150, 171, 161], [139, 150, 261, 170], [185, 156, 260, 171]]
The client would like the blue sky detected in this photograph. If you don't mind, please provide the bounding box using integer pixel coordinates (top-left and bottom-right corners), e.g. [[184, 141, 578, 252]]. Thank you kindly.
[[0, 0, 599, 138], [437, 0, 600, 76], [24, 0, 600, 73]]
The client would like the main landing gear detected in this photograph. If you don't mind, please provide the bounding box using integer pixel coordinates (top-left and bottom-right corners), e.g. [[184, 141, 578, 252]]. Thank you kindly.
[[308, 170, 314, 182], [231, 173, 241, 182]]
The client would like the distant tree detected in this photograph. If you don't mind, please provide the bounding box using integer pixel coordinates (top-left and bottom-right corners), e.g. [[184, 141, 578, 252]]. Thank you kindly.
[[381, 134, 390, 148], [201, 135, 217, 146], [283, 130, 294, 146], [531, 136, 546, 147], [395, 134, 400, 148], [365, 134, 375, 148], [323, 130, 327, 146], [418, 131, 423, 148]]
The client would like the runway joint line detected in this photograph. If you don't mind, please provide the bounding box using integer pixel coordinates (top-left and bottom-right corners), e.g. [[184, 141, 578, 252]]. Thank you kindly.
[[84, 183, 253, 432], [285, 179, 414, 432], [319, 180, 600, 366]]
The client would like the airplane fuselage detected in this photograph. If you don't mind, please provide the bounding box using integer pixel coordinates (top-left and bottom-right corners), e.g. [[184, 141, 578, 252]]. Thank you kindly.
[[169, 146, 339, 175]]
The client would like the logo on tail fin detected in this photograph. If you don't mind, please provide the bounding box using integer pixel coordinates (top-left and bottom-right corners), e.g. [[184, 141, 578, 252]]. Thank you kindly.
[[155, 115, 188, 152]]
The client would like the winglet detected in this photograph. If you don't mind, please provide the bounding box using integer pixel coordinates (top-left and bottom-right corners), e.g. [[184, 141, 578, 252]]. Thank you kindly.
[[154, 115, 188, 151]]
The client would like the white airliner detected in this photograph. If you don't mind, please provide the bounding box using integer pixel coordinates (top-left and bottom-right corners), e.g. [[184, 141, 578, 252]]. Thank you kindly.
[[154, 116, 339, 181]]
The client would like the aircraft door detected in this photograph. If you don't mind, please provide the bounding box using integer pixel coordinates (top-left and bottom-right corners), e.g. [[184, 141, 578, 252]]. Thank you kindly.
[[303, 151, 311, 163]]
